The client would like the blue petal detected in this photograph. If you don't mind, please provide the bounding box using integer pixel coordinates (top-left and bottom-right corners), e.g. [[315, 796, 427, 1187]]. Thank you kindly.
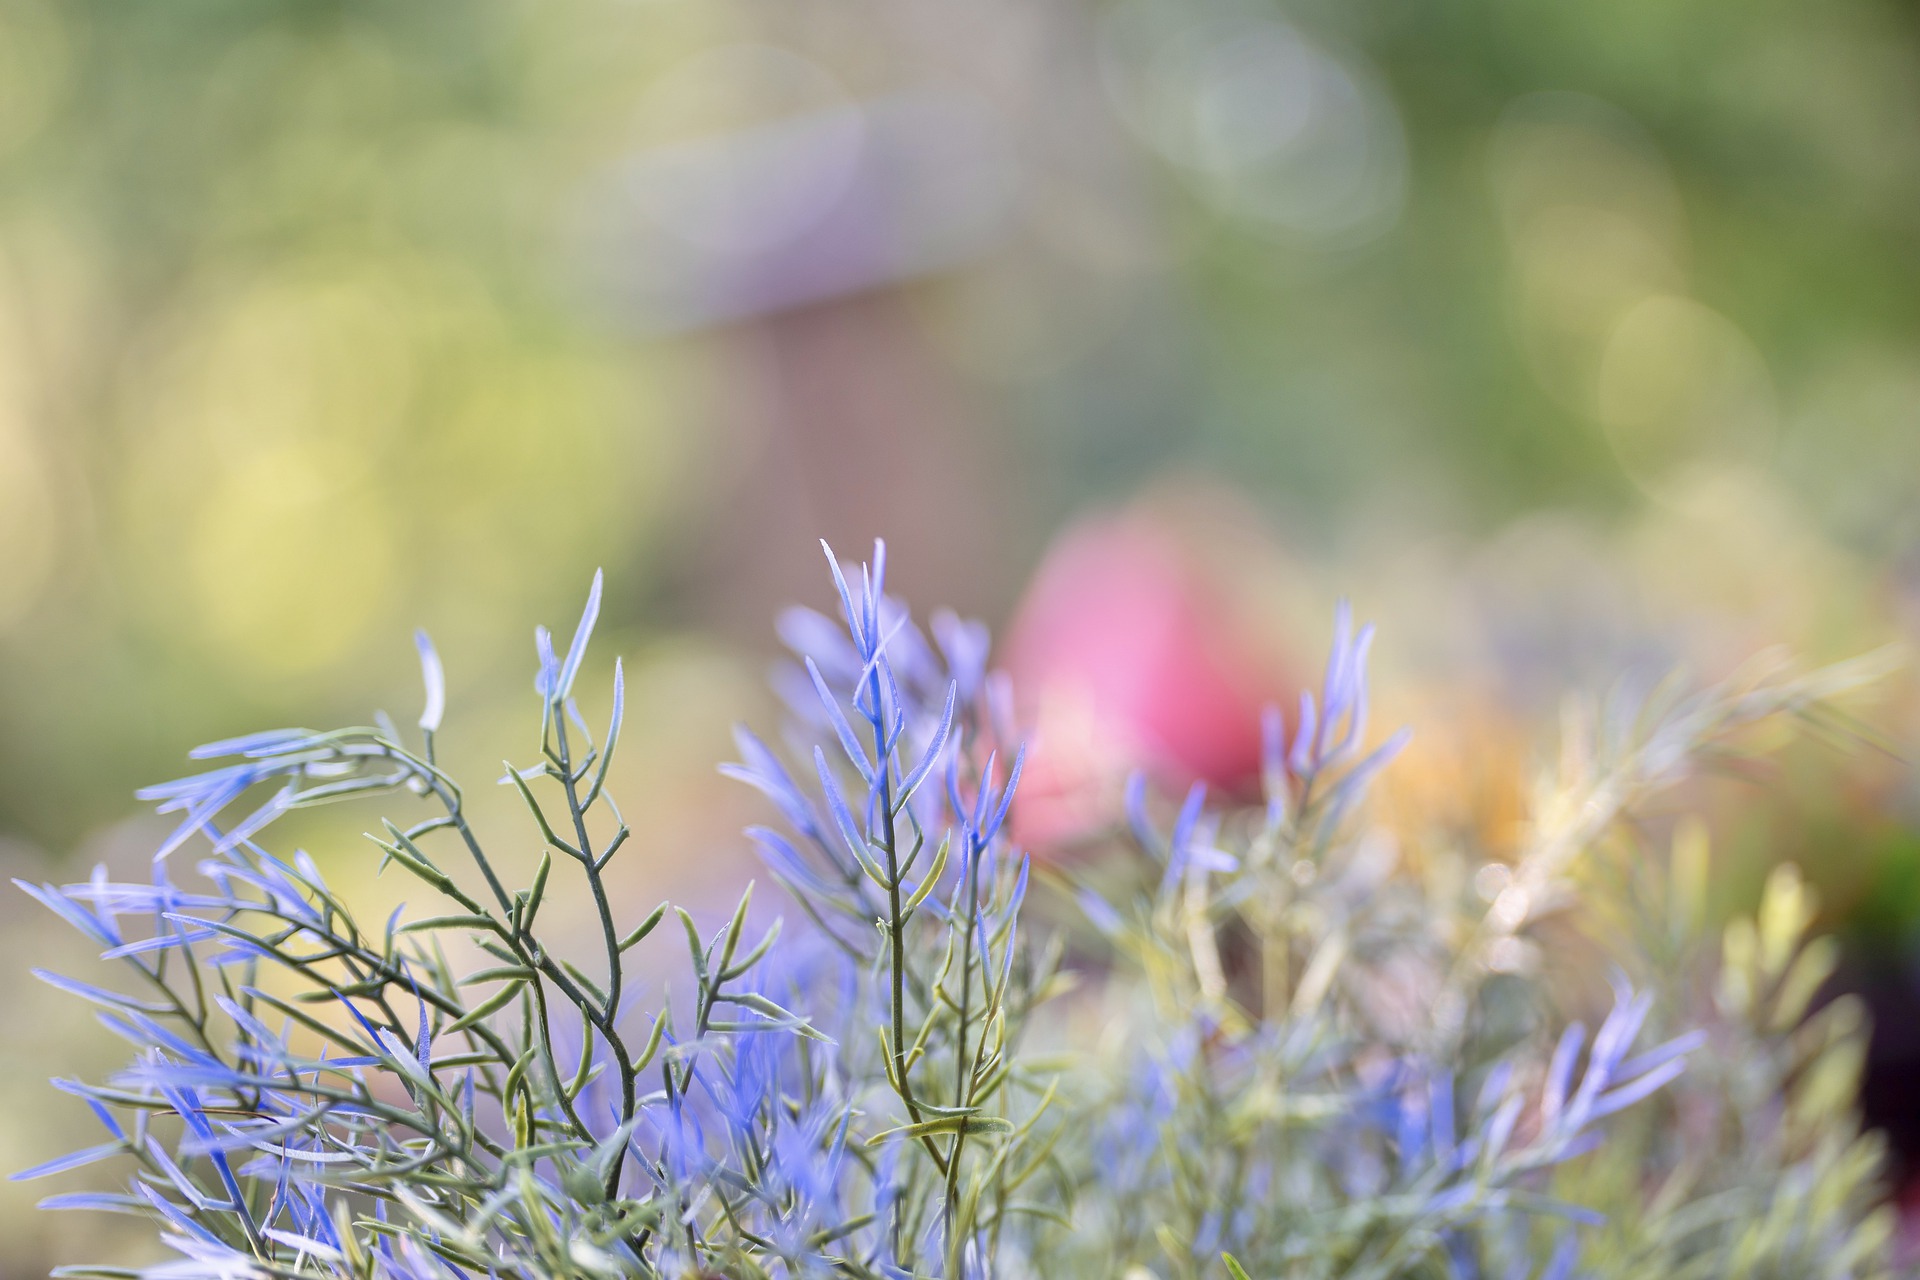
[[557, 569, 603, 701], [12, 1142, 124, 1181], [188, 729, 319, 761], [415, 630, 446, 733]]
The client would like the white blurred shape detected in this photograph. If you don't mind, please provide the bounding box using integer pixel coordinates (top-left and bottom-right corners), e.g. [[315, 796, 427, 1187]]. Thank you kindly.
[[1183, 27, 1317, 174], [586, 49, 1018, 331], [1102, 7, 1406, 246], [626, 113, 867, 257]]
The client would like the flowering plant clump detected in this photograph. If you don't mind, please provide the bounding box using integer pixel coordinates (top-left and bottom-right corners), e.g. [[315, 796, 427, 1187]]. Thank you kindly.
[[14, 542, 1907, 1279]]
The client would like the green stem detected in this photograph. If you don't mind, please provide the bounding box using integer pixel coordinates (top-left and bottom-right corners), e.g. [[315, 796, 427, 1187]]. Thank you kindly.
[[551, 708, 640, 1198]]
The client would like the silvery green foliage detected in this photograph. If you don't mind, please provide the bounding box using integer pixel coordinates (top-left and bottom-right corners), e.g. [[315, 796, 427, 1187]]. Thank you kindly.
[[1056, 627, 1907, 1279], [15, 545, 1053, 1280], [1559, 856, 1901, 1280], [13, 545, 1905, 1280]]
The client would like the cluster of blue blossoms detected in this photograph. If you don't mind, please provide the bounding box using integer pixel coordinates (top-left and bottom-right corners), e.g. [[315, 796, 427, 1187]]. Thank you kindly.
[[19, 541, 1863, 1280]]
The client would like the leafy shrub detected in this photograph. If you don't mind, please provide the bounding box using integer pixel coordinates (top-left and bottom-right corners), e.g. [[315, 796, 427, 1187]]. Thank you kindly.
[[15, 543, 1904, 1279]]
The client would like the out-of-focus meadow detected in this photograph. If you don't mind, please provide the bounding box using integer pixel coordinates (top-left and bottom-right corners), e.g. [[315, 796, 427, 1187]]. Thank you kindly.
[[4, 0, 1920, 1270]]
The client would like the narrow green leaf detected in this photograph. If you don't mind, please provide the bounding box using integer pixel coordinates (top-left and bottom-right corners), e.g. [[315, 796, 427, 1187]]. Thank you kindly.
[[676, 907, 708, 980], [460, 966, 538, 986], [294, 979, 388, 1002], [566, 1018, 596, 1101], [502, 1046, 538, 1102], [502, 761, 581, 859], [365, 834, 450, 890], [444, 981, 523, 1034], [720, 918, 782, 981], [999, 1201, 1074, 1228], [867, 1114, 1013, 1144], [619, 903, 668, 953], [717, 882, 755, 976], [286, 774, 398, 807], [716, 991, 801, 1021], [632, 1014, 668, 1073], [900, 833, 951, 919], [523, 852, 553, 931], [425, 1051, 494, 1069], [398, 915, 498, 935]]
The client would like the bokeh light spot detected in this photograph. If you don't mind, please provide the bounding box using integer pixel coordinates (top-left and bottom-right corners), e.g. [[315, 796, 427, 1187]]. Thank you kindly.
[[1594, 294, 1778, 497], [189, 443, 397, 677], [1490, 93, 1689, 408]]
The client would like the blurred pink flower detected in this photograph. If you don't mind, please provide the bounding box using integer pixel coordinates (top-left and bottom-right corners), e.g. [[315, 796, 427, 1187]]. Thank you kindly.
[[1003, 511, 1290, 852]]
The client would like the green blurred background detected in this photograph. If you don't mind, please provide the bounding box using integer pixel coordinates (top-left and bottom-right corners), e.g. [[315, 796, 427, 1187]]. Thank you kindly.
[[4, 0, 1920, 1269]]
